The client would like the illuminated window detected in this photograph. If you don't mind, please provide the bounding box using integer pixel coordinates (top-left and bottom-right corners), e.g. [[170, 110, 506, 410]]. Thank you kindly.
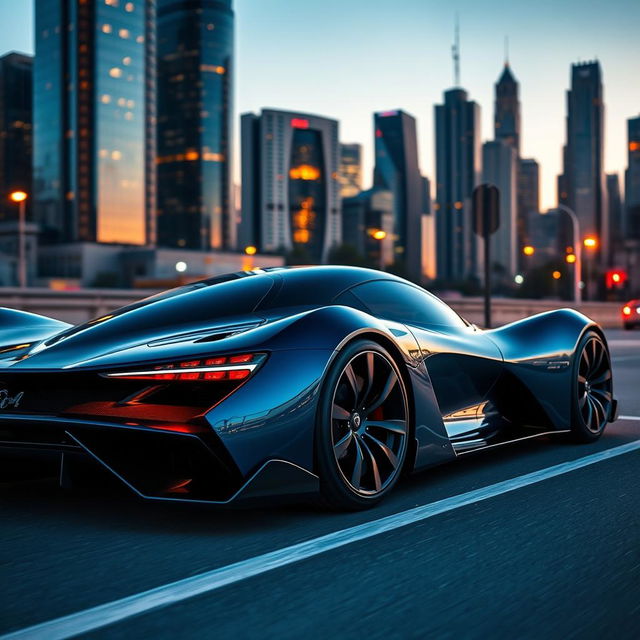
[[127, 99, 135, 108], [631, 142, 640, 152], [125, 2, 134, 11], [454, 201, 463, 210], [109, 67, 123, 78], [136, 35, 144, 43], [99, 149, 108, 158], [119, 28, 130, 39], [105, 0, 119, 5], [289, 165, 321, 181], [102, 24, 112, 33], [122, 56, 132, 66], [117, 97, 126, 106], [100, 94, 111, 104], [111, 150, 122, 160], [124, 112, 133, 121], [207, 24, 215, 31]]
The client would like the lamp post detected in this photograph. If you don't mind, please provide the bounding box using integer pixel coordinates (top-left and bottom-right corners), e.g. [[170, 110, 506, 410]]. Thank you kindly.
[[368, 228, 387, 270], [552, 204, 582, 304], [9, 191, 28, 288], [583, 235, 599, 301]]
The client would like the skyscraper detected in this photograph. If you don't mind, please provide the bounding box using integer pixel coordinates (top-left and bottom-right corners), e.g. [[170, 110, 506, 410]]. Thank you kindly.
[[0, 52, 32, 221], [156, 0, 234, 251], [482, 140, 517, 279], [338, 143, 362, 199], [606, 173, 623, 262], [33, 0, 156, 245], [373, 110, 422, 281], [518, 158, 539, 260], [434, 89, 481, 281], [559, 61, 608, 264], [240, 109, 341, 263], [626, 116, 640, 240], [494, 62, 520, 154]]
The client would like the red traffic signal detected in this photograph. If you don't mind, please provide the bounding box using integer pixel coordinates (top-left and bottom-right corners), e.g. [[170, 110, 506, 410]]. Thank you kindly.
[[606, 269, 627, 288]]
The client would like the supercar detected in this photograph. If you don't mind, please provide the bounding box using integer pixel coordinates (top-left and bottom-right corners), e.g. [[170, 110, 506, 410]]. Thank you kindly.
[[0, 266, 617, 509]]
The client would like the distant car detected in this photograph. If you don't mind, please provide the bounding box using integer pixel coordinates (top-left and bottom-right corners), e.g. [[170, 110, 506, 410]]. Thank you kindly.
[[0, 266, 618, 510], [622, 300, 640, 330]]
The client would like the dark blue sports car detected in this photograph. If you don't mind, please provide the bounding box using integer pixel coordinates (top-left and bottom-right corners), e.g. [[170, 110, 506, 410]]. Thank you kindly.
[[0, 266, 617, 509]]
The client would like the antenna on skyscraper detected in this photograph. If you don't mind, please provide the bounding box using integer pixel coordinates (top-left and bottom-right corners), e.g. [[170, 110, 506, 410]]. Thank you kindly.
[[504, 35, 509, 65], [452, 14, 460, 86]]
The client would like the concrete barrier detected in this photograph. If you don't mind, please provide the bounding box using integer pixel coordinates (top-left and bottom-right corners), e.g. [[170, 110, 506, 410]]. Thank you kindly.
[[0, 287, 626, 329]]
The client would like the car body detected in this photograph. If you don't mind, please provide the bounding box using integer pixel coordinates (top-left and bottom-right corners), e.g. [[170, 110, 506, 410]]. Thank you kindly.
[[622, 300, 640, 330], [0, 266, 617, 509]]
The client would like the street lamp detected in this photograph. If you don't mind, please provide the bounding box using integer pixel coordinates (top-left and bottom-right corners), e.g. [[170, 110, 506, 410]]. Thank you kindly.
[[522, 245, 535, 256], [582, 235, 599, 301], [551, 204, 582, 304], [367, 228, 387, 270], [244, 245, 257, 255], [9, 191, 28, 288]]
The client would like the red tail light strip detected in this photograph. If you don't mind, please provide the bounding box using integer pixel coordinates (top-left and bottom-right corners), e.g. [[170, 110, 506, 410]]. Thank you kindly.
[[104, 353, 263, 382]]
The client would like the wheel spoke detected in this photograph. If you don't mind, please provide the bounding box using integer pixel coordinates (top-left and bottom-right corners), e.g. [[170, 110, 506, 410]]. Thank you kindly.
[[365, 369, 397, 414], [366, 419, 407, 435], [579, 391, 588, 409], [583, 395, 593, 427], [590, 369, 611, 385], [360, 437, 382, 492], [344, 364, 361, 404], [332, 403, 351, 421], [365, 433, 399, 469], [591, 387, 612, 403], [577, 374, 587, 384], [591, 345, 604, 375], [351, 437, 364, 487], [582, 347, 591, 372], [334, 431, 353, 459], [361, 352, 375, 407], [590, 394, 607, 428]]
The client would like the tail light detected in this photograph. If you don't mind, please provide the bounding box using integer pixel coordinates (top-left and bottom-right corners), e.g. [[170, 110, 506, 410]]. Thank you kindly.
[[103, 353, 265, 382]]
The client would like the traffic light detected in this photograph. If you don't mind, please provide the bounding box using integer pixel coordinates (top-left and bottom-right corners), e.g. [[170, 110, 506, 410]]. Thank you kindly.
[[605, 269, 627, 289]]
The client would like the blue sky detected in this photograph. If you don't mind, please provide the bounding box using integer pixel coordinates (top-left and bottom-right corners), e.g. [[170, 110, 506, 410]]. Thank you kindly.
[[2, 0, 639, 209]]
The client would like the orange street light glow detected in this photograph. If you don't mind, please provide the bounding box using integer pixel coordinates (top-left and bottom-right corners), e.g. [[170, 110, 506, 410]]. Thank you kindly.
[[523, 245, 535, 256], [244, 245, 257, 255], [583, 236, 598, 249], [372, 230, 387, 240], [10, 191, 27, 202], [552, 270, 562, 280], [566, 254, 577, 264]]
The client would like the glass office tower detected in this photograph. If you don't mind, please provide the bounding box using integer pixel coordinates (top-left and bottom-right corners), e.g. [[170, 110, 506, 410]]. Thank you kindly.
[[156, 0, 234, 250], [33, 0, 156, 245]]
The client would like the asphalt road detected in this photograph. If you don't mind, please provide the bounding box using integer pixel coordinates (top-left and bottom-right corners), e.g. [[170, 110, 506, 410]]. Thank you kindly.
[[1, 329, 639, 639]]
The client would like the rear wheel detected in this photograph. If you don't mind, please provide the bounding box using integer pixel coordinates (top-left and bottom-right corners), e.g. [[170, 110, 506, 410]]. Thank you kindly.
[[570, 331, 613, 442], [315, 340, 410, 510]]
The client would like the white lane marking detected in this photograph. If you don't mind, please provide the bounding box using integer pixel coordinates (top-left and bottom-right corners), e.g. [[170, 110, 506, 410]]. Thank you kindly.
[[4, 439, 640, 640], [619, 415, 640, 421]]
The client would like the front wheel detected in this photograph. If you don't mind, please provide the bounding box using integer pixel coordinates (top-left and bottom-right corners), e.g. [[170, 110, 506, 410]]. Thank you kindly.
[[315, 340, 410, 510], [570, 331, 613, 442]]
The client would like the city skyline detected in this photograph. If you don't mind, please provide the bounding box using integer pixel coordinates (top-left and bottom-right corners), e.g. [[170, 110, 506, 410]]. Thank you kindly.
[[1, 0, 639, 211]]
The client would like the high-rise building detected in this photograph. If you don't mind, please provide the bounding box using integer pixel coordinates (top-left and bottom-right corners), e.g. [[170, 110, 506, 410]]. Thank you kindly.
[[559, 61, 608, 264], [341, 187, 394, 268], [518, 158, 539, 255], [240, 109, 341, 263], [420, 175, 436, 280], [373, 110, 422, 281], [0, 52, 32, 222], [494, 62, 520, 154], [482, 140, 517, 279], [156, 0, 234, 251], [33, 0, 156, 245], [626, 116, 640, 240], [338, 143, 362, 199], [606, 173, 623, 263], [434, 89, 481, 281]]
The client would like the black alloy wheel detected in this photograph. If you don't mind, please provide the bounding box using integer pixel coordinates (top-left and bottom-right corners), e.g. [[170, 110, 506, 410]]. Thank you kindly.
[[316, 340, 409, 510], [571, 331, 613, 442]]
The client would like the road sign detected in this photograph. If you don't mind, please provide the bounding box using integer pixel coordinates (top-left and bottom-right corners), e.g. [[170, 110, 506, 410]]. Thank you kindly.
[[472, 184, 501, 329]]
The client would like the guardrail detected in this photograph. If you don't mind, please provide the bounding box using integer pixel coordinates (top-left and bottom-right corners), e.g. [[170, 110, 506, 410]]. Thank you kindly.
[[0, 287, 626, 329]]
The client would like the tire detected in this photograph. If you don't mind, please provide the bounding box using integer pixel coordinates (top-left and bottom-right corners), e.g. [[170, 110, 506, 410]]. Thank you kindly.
[[570, 330, 613, 443], [315, 340, 410, 510]]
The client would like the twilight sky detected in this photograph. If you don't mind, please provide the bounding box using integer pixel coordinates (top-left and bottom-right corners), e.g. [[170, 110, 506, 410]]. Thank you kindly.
[[2, 0, 639, 209]]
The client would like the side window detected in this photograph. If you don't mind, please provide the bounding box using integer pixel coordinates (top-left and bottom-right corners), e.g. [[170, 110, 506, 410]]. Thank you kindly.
[[347, 281, 466, 329]]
